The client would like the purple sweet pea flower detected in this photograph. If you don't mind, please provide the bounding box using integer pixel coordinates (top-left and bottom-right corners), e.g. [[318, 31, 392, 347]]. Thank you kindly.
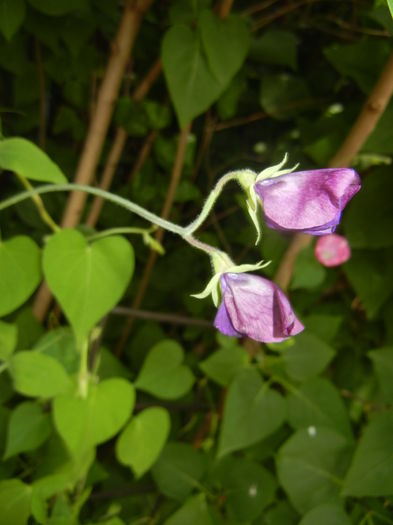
[[254, 168, 361, 235], [214, 272, 304, 343]]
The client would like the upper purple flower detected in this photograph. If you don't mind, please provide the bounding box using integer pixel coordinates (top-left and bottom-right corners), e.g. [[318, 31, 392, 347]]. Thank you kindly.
[[214, 272, 304, 343], [254, 168, 361, 235]]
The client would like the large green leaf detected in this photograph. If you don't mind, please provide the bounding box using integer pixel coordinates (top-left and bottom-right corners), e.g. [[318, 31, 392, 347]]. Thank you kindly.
[[163, 494, 214, 525], [0, 479, 31, 525], [218, 369, 286, 457], [0, 321, 17, 361], [269, 333, 335, 382], [0, 236, 41, 317], [152, 442, 208, 501], [299, 504, 351, 525], [135, 339, 194, 399], [368, 346, 393, 403], [277, 427, 353, 514], [343, 248, 393, 318], [0, 138, 66, 183], [0, 0, 25, 40], [212, 457, 276, 522], [162, 24, 222, 128], [10, 351, 72, 398], [199, 10, 249, 86], [287, 378, 353, 439], [199, 345, 249, 386], [344, 169, 393, 248], [53, 378, 135, 457], [343, 412, 393, 496], [4, 401, 52, 459], [43, 229, 134, 340], [116, 407, 170, 478]]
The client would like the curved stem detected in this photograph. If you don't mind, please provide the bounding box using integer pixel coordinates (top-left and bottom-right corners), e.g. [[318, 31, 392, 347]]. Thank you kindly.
[[0, 184, 185, 236], [183, 171, 243, 235]]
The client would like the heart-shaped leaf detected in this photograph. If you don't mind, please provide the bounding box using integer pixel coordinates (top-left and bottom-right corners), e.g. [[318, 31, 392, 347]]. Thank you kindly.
[[0, 236, 41, 317], [0, 138, 66, 183], [135, 339, 194, 400], [4, 401, 52, 459], [53, 378, 135, 457], [116, 407, 170, 478], [0, 0, 26, 41], [199, 10, 250, 86], [162, 24, 222, 128], [218, 368, 286, 457], [43, 229, 134, 340], [10, 351, 72, 398], [0, 321, 18, 361]]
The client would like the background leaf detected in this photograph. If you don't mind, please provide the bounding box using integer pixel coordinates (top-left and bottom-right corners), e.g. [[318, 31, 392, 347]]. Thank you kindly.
[[0, 0, 25, 40], [43, 230, 134, 339], [0, 236, 41, 317], [0, 138, 66, 183], [116, 407, 170, 478]]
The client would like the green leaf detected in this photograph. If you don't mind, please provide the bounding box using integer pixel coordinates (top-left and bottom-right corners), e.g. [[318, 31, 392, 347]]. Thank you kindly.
[[0, 479, 31, 525], [343, 248, 393, 318], [324, 39, 391, 93], [344, 169, 393, 248], [277, 427, 352, 514], [261, 501, 298, 525], [199, 10, 249, 86], [0, 0, 25, 40], [162, 24, 222, 128], [4, 401, 52, 459], [43, 230, 134, 340], [27, 0, 88, 16], [0, 321, 17, 361], [116, 407, 170, 478], [287, 378, 353, 439], [368, 346, 393, 403], [10, 351, 72, 398], [274, 333, 335, 382], [212, 457, 276, 522], [33, 328, 79, 374], [343, 412, 393, 496], [54, 378, 135, 457], [218, 369, 286, 457], [260, 74, 310, 120], [135, 339, 194, 400], [298, 504, 351, 525], [152, 442, 208, 501], [388, 0, 393, 19], [163, 494, 213, 525], [250, 30, 298, 70], [199, 345, 249, 386], [290, 246, 326, 290], [0, 138, 66, 183], [0, 236, 41, 317]]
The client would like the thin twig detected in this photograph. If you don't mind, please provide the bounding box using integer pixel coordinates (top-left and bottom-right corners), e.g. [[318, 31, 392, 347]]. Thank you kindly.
[[112, 305, 213, 328]]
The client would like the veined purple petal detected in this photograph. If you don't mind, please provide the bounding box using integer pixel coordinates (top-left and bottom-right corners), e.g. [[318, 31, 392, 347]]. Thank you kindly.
[[217, 273, 304, 343], [214, 301, 242, 337], [254, 168, 361, 235]]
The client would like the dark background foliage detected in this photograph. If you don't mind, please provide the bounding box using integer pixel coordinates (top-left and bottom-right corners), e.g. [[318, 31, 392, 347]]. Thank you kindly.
[[1, 0, 393, 524]]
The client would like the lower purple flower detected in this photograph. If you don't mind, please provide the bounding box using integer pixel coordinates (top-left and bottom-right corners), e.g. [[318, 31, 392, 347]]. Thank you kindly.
[[214, 273, 304, 343], [254, 168, 361, 235]]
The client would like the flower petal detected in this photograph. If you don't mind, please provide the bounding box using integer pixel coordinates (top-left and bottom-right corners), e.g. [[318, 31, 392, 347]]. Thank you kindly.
[[255, 168, 361, 235], [314, 233, 351, 267], [221, 273, 304, 343], [214, 301, 242, 337]]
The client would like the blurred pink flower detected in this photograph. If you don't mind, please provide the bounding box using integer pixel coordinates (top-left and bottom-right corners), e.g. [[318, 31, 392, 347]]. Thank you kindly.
[[314, 234, 351, 267]]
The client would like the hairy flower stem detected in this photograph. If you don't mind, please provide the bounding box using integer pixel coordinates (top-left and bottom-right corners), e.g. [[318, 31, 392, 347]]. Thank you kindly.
[[0, 179, 241, 256]]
